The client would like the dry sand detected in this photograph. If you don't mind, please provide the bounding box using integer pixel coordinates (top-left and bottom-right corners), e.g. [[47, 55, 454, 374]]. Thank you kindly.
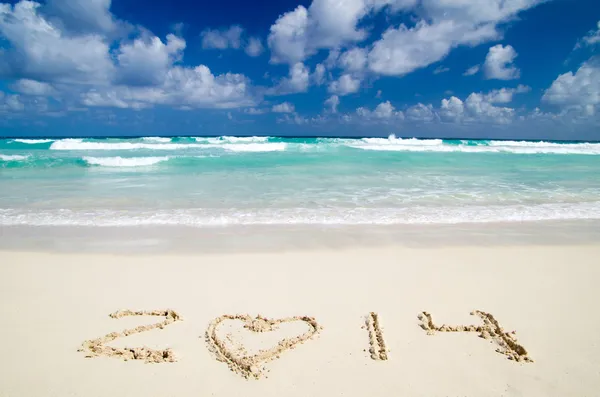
[[1, 245, 600, 396]]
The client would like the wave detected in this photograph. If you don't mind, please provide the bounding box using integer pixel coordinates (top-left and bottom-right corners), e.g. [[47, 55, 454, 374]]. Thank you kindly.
[[50, 139, 285, 152], [12, 139, 54, 144], [83, 156, 170, 167], [2, 202, 599, 227], [221, 143, 286, 152], [0, 154, 30, 161], [141, 137, 172, 143], [348, 137, 600, 155], [196, 136, 269, 144]]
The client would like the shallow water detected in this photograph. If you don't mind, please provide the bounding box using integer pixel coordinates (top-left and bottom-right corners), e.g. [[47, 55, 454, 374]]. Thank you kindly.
[[2, 136, 600, 228]]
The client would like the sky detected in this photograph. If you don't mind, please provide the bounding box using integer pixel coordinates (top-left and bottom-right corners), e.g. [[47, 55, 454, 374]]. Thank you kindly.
[[1, 0, 599, 139]]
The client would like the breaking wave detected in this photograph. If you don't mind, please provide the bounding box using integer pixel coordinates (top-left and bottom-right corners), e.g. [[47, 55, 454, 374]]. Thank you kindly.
[[83, 156, 170, 167], [349, 136, 600, 155]]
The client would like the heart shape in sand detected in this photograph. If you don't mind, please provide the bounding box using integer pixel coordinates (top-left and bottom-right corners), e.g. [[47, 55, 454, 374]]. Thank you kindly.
[[205, 314, 322, 379]]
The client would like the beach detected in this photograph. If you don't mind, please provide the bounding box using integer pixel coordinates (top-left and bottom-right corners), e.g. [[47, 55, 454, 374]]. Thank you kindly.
[[1, 243, 599, 397], [2, 136, 600, 395]]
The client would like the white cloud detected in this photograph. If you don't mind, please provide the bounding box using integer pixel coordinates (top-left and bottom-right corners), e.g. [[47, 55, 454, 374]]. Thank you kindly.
[[328, 74, 361, 95], [201, 25, 263, 57], [338, 47, 367, 72], [312, 63, 326, 85], [268, 62, 310, 95], [356, 100, 404, 119], [244, 107, 268, 115], [81, 65, 256, 109], [115, 34, 185, 86], [433, 66, 450, 74], [484, 44, 520, 80], [324, 94, 339, 113], [44, 0, 118, 34], [0, 91, 25, 112], [0, 1, 114, 84], [272, 102, 295, 113], [462, 92, 514, 124], [484, 85, 530, 103], [367, 1, 541, 76], [463, 64, 480, 76], [245, 37, 264, 57], [201, 25, 243, 50], [542, 58, 600, 116], [439, 96, 464, 121], [267, 0, 416, 65], [575, 21, 600, 49], [438, 89, 518, 125], [267, 6, 309, 64], [10, 79, 56, 96], [406, 103, 436, 122], [0, 1, 258, 111]]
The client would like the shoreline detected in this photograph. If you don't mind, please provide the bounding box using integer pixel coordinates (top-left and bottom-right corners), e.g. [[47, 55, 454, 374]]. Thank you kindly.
[[1, 245, 600, 396], [2, 219, 600, 254]]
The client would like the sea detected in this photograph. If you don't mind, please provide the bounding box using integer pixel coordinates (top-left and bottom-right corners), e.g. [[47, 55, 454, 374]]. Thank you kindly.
[[2, 135, 600, 252]]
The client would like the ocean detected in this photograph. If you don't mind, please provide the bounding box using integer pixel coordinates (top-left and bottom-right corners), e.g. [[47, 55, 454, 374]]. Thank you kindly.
[[2, 135, 600, 232]]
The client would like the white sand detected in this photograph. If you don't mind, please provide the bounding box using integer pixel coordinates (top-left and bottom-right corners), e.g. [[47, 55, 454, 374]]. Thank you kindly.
[[1, 245, 599, 396]]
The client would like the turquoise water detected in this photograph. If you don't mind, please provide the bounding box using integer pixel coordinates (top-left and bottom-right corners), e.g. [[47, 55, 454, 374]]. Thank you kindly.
[[1, 136, 600, 226]]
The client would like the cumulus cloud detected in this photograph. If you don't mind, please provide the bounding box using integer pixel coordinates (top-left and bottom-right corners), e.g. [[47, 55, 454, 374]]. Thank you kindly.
[[0, 1, 257, 111], [268, 62, 310, 95], [267, 0, 416, 65], [356, 100, 404, 119], [481, 85, 531, 103], [272, 102, 295, 113], [43, 0, 119, 34], [575, 21, 600, 49], [10, 79, 56, 96], [542, 58, 600, 116], [0, 1, 114, 84], [0, 91, 25, 112], [245, 37, 264, 57], [484, 44, 520, 80], [328, 74, 361, 95], [115, 34, 185, 86], [244, 107, 268, 115], [338, 47, 367, 72], [324, 94, 339, 113], [438, 89, 523, 124], [311, 63, 326, 85], [367, 1, 541, 76], [81, 65, 256, 109], [201, 25, 244, 49], [353, 85, 528, 126], [463, 64, 480, 76], [406, 103, 436, 122]]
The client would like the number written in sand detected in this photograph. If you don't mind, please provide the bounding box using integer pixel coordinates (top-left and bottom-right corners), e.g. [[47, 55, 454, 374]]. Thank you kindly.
[[365, 312, 389, 361], [418, 310, 533, 363], [78, 309, 183, 363]]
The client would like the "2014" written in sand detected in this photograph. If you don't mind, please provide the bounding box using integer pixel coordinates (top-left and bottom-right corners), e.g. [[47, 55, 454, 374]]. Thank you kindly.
[[78, 309, 533, 379]]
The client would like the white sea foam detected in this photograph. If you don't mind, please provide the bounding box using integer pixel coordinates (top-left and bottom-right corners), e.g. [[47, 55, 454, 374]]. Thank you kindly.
[[197, 136, 269, 144], [12, 139, 54, 144], [221, 143, 286, 152], [141, 137, 172, 143], [349, 138, 600, 155], [2, 202, 600, 227], [0, 154, 29, 161], [50, 139, 286, 152], [51, 140, 199, 150], [83, 156, 170, 167]]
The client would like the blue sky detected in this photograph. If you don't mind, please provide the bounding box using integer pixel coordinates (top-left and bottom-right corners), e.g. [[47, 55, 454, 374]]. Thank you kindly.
[[1, 0, 599, 139]]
